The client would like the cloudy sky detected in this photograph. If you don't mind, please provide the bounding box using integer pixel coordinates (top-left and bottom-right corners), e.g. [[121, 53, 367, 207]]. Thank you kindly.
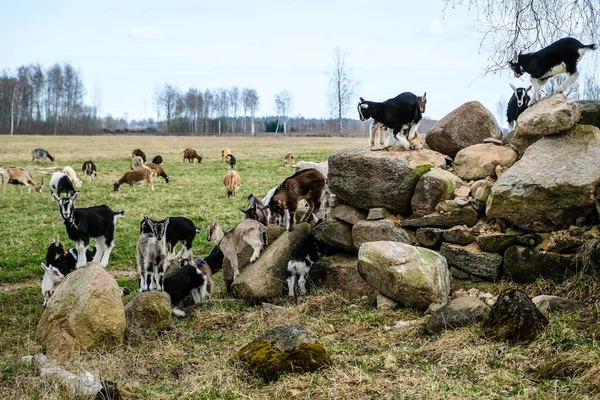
[[1, 0, 597, 126]]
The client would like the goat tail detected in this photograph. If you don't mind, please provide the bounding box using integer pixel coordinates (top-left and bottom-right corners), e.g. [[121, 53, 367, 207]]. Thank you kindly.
[[173, 308, 186, 317], [584, 43, 598, 51], [114, 211, 125, 220], [195, 227, 202, 234]]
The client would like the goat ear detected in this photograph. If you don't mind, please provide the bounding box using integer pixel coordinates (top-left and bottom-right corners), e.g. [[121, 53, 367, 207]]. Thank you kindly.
[[512, 51, 518, 63], [71, 191, 79, 202], [52, 193, 60, 203], [526, 85, 532, 92], [41, 262, 49, 272], [422, 92, 426, 100], [510, 83, 517, 91], [359, 97, 365, 102], [239, 208, 248, 214]]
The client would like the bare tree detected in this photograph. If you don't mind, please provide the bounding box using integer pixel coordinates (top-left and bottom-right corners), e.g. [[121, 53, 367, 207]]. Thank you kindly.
[[230, 86, 239, 133], [246, 89, 260, 135], [327, 47, 356, 136], [542, 75, 581, 99], [159, 84, 181, 134], [583, 75, 600, 100], [275, 90, 292, 134], [445, 0, 600, 73]]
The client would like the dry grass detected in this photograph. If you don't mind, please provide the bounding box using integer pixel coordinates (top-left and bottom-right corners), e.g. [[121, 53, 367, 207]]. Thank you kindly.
[[1, 135, 600, 399]]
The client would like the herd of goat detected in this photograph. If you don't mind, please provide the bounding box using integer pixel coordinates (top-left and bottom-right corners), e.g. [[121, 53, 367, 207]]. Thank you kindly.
[[7, 36, 600, 314]]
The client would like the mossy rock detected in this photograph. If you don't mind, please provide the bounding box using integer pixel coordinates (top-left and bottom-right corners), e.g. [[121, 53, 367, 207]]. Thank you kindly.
[[125, 291, 172, 345], [533, 354, 590, 380], [229, 324, 331, 382]]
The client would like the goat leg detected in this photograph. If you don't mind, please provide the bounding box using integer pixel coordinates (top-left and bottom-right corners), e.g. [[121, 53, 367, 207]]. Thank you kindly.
[[287, 274, 296, 297]]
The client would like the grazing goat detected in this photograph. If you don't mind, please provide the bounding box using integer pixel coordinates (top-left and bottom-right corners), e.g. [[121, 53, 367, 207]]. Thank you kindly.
[[241, 194, 269, 226], [164, 257, 211, 316], [151, 155, 163, 165], [268, 169, 326, 231], [53, 192, 124, 268], [132, 149, 147, 162], [131, 155, 145, 170], [81, 160, 97, 180], [221, 147, 231, 162], [223, 170, 241, 198], [31, 148, 55, 162], [358, 92, 426, 150], [509, 37, 598, 104], [291, 161, 328, 177], [145, 162, 170, 183], [283, 153, 294, 167], [225, 154, 237, 170], [140, 216, 200, 259], [62, 166, 82, 188], [0, 167, 42, 193], [137, 216, 170, 292], [113, 168, 154, 191], [45, 236, 96, 276], [41, 262, 64, 307], [183, 148, 203, 163], [207, 218, 267, 280], [287, 232, 334, 297], [49, 172, 76, 197], [507, 84, 532, 129]]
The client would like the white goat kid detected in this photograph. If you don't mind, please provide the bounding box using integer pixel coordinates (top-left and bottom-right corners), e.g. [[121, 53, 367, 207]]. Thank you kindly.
[[41, 262, 65, 307]]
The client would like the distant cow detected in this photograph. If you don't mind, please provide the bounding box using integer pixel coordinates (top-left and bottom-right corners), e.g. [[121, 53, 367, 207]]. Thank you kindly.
[[31, 148, 55, 162]]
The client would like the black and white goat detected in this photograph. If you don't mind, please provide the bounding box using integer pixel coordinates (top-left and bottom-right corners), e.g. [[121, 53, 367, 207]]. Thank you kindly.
[[139, 216, 200, 259], [53, 192, 124, 268], [82, 160, 97, 180], [357, 92, 426, 150], [137, 216, 170, 292], [286, 231, 334, 297], [509, 37, 598, 104], [164, 257, 211, 317], [31, 148, 55, 162], [49, 172, 76, 197], [41, 262, 64, 307], [45, 236, 96, 276], [241, 194, 270, 226], [506, 84, 532, 129]]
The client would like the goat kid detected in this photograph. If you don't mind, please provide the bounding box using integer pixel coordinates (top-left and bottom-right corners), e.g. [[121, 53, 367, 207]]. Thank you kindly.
[[241, 194, 270, 226], [49, 172, 76, 197], [223, 170, 241, 198], [183, 148, 203, 163], [31, 148, 55, 162], [81, 160, 97, 180], [207, 218, 267, 280], [114, 168, 154, 191], [164, 257, 211, 317], [509, 37, 598, 104], [137, 216, 170, 292], [140, 216, 200, 259], [53, 192, 124, 268], [291, 161, 328, 177], [45, 236, 96, 276], [225, 154, 237, 170], [41, 262, 64, 307], [63, 166, 82, 188], [221, 147, 231, 162], [287, 232, 334, 297], [0, 167, 43, 193], [507, 84, 532, 129], [282, 153, 294, 167]]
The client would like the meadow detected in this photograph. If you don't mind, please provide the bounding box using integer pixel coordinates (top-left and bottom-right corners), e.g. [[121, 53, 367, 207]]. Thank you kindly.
[[1, 134, 599, 399]]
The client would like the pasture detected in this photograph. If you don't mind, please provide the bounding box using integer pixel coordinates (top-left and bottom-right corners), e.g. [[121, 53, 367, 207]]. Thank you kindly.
[[0, 135, 599, 399]]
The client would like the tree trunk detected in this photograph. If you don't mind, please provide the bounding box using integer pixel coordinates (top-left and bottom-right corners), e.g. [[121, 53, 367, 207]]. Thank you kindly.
[[576, 100, 600, 129]]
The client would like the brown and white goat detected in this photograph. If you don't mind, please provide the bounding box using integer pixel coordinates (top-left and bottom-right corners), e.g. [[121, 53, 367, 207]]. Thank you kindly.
[[145, 162, 170, 183], [0, 167, 42, 193], [221, 147, 231, 162], [113, 168, 155, 191], [207, 218, 267, 280], [183, 148, 203, 163], [131, 156, 146, 170], [282, 152, 294, 167], [268, 168, 326, 231], [132, 148, 147, 162], [223, 170, 241, 198]]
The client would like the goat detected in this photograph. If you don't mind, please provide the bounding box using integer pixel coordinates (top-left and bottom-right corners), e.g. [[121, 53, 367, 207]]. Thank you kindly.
[[509, 37, 598, 104], [201, 245, 224, 275], [358, 92, 426, 150], [283, 153, 294, 167], [49, 172, 76, 197], [0, 167, 42, 193], [225, 154, 237, 170], [131, 156, 145, 170], [53, 192, 124, 268], [113, 168, 154, 191], [207, 218, 267, 280], [183, 148, 203, 163], [507, 84, 532, 129], [139, 216, 200, 259], [145, 162, 170, 183], [81, 160, 97, 180], [62, 166, 82, 188], [291, 161, 328, 177], [41, 262, 64, 307], [369, 93, 427, 148], [151, 155, 163, 165], [164, 257, 211, 317], [45, 236, 96, 276], [132, 149, 146, 162], [223, 170, 241, 198], [221, 147, 231, 162], [268, 169, 326, 231], [31, 148, 55, 162], [287, 232, 334, 297], [241, 194, 269, 226], [137, 216, 170, 292]]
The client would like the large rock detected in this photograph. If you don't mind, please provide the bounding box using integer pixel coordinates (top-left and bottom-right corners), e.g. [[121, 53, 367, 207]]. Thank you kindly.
[[483, 290, 549, 343], [509, 94, 582, 155], [425, 101, 502, 157], [426, 296, 490, 334], [440, 243, 503, 281], [453, 143, 517, 181], [231, 223, 311, 302], [352, 218, 411, 250], [328, 147, 446, 214], [487, 124, 600, 232], [36, 264, 125, 358], [124, 291, 172, 345], [503, 246, 575, 283], [411, 168, 463, 216], [576, 100, 600, 129], [230, 324, 331, 383], [312, 218, 354, 252], [315, 254, 374, 298], [358, 242, 451, 311], [400, 207, 478, 229]]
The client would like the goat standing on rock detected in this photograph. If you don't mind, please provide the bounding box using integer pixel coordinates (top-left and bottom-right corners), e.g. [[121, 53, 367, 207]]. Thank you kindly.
[[507, 84, 531, 129]]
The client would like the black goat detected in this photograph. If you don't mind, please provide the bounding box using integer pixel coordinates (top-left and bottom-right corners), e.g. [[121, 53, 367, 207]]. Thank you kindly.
[[509, 37, 598, 104], [225, 154, 237, 169], [45, 238, 96, 276], [164, 260, 210, 317], [132, 148, 147, 162], [286, 232, 334, 297], [139, 216, 200, 259], [49, 172, 76, 197], [152, 155, 163, 165], [200, 246, 224, 275], [506, 84, 532, 129], [357, 92, 425, 150], [53, 192, 124, 268]]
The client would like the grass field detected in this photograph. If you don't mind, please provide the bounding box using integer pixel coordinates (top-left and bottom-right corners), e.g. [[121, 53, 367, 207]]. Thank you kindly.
[[1, 135, 600, 399]]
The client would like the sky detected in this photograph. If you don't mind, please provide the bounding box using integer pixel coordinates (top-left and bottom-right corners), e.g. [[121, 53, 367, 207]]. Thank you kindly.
[[1, 0, 597, 127]]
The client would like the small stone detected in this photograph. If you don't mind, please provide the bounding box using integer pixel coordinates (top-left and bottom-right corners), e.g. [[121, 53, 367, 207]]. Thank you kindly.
[[384, 353, 397, 370], [426, 296, 490, 334], [324, 324, 336, 333], [331, 204, 367, 225], [416, 228, 445, 249], [443, 225, 476, 245], [569, 225, 586, 237], [262, 302, 285, 314], [482, 138, 504, 145], [450, 267, 470, 279], [377, 292, 399, 310], [367, 207, 392, 220], [436, 200, 461, 214], [454, 197, 471, 206], [401, 207, 478, 229], [454, 185, 471, 197], [532, 295, 575, 314], [575, 217, 587, 227]]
